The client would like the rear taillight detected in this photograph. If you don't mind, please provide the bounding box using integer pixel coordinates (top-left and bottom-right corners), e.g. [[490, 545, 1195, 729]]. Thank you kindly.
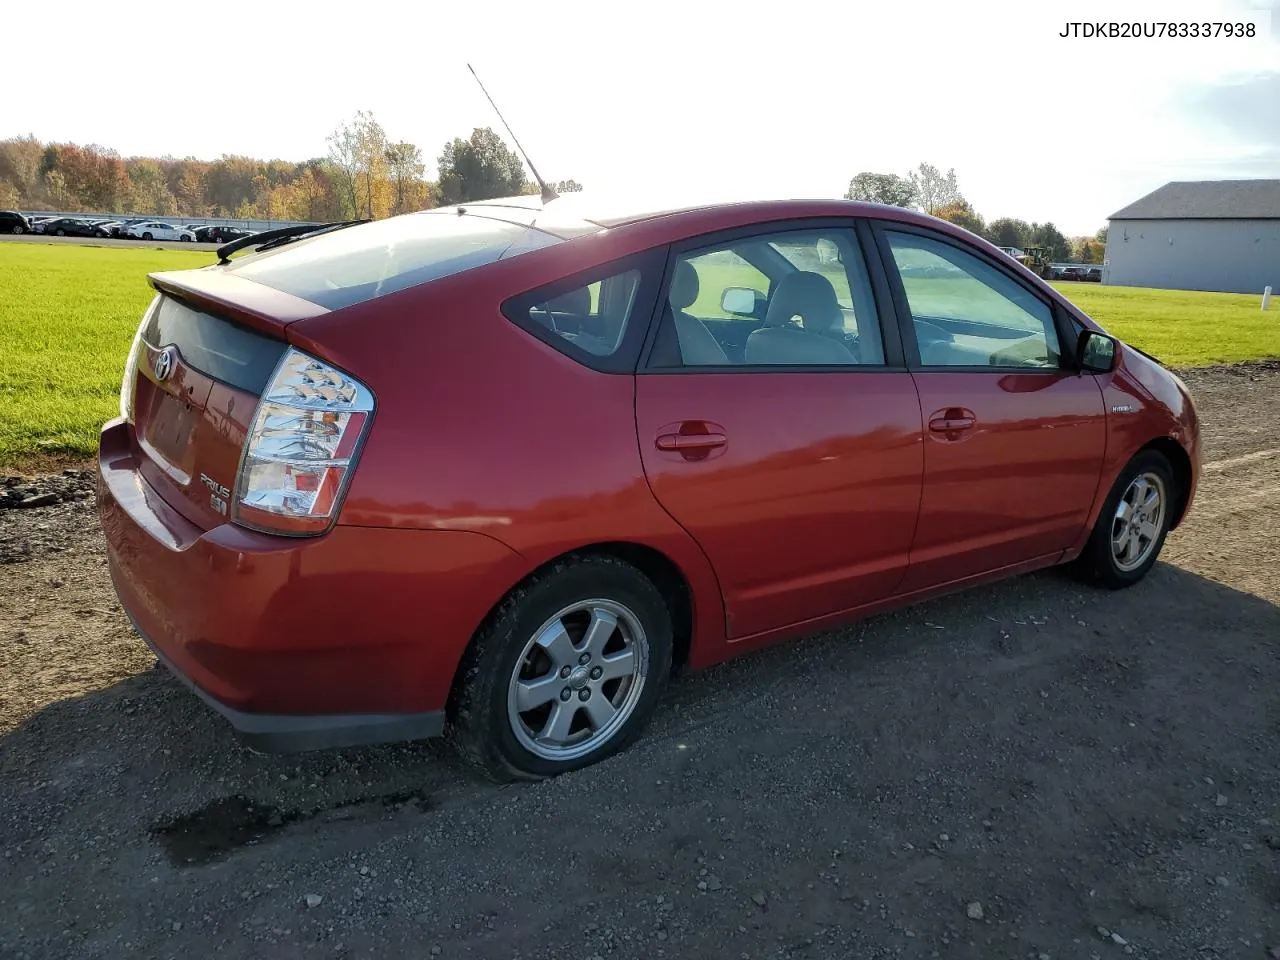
[[233, 347, 375, 536], [119, 295, 158, 422]]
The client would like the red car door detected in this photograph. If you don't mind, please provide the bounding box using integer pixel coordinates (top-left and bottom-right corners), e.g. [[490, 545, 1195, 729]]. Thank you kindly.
[[872, 224, 1108, 593], [634, 222, 923, 641]]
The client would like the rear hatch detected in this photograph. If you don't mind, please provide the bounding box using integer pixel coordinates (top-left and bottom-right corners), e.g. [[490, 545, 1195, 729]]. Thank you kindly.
[[122, 207, 595, 531], [125, 270, 327, 531]]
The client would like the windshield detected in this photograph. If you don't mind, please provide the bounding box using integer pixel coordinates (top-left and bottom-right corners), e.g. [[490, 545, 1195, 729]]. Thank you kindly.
[[224, 211, 564, 311]]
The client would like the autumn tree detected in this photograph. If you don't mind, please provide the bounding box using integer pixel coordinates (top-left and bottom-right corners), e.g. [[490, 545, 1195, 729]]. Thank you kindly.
[[203, 156, 259, 215], [435, 127, 527, 204], [326, 118, 363, 219], [554, 178, 584, 193], [54, 144, 127, 211], [907, 162, 962, 215], [844, 172, 916, 208], [175, 164, 209, 216], [44, 169, 71, 207], [385, 141, 428, 215], [124, 159, 176, 214], [934, 199, 985, 237], [0, 136, 44, 202], [326, 111, 392, 219]]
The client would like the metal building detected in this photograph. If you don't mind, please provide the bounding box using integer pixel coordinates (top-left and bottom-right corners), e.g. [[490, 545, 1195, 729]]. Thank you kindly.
[[1102, 179, 1280, 294]]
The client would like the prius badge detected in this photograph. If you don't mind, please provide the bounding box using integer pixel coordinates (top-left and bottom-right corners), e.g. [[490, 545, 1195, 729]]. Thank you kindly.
[[200, 474, 231, 516]]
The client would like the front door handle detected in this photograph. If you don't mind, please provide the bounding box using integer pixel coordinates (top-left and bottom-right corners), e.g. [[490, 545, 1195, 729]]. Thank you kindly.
[[655, 432, 727, 451], [927, 407, 977, 440], [654, 420, 728, 462]]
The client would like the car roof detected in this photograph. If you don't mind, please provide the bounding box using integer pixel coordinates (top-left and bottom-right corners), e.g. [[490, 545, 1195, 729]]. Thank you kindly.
[[444, 189, 962, 241]]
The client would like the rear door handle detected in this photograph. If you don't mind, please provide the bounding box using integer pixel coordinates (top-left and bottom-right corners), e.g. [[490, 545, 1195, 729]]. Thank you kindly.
[[656, 432, 727, 451]]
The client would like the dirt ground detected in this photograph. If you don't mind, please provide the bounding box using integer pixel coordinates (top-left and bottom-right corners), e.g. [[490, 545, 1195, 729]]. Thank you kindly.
[[2, 364, 1278, 960]]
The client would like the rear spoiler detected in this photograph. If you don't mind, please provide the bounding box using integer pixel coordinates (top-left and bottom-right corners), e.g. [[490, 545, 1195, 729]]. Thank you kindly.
[[148, 269, 328, 338]]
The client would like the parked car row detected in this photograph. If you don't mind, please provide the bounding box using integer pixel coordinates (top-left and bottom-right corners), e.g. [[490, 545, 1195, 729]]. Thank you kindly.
[[1055, 265, 1102, 282], [993, 246, 1102, 282], [0, 210, 258, 245]]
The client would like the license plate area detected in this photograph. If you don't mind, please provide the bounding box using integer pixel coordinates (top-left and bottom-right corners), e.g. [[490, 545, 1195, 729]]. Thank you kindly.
[[141, 396, 200, 482]]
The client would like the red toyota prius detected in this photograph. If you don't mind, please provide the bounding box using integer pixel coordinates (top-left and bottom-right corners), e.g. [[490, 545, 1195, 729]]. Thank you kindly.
[[97, 194, 1200, 780]]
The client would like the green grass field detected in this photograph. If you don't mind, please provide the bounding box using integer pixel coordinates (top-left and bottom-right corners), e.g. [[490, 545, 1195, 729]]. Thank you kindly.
[[0, 244, 211, 469], [0, 241, 1277, 469]]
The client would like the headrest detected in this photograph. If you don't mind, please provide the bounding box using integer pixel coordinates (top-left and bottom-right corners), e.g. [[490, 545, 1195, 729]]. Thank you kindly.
[[544, 285, 591, 315], [669, 260, 699, 311], [763, 271, 843, 333]]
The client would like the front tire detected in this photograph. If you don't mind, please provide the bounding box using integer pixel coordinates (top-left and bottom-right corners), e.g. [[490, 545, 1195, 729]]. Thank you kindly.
[[11, 225, 23, 235], [449, 555, 673, 782], [1074, 449, 1176, 589]]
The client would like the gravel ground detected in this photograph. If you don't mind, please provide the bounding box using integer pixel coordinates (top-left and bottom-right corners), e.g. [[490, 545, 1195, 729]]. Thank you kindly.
[[2, 363, 1278, 960]]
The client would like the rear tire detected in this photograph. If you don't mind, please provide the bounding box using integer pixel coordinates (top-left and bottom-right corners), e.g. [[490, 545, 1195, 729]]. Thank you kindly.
[[142, 232, 153, 240], [55, 228, 65, 236], [1073, 449, 1176, 589], [449, 554, 673, 782]]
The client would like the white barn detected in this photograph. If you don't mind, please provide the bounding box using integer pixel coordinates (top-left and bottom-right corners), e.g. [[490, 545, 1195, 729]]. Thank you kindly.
[[1102, 179, 1280, 294]]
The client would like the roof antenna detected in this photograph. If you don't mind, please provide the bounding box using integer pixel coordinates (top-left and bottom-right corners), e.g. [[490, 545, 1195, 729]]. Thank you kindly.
[[467, 63, 558, 204]]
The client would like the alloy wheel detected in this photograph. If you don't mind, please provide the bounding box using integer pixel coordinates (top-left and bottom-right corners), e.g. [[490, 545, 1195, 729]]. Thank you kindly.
[[506, 599, 648, 762], [1111, 471, 1166, 572]]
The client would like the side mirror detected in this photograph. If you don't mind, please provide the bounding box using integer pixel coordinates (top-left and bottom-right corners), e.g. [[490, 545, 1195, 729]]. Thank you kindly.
[[1076, 329, 1118, 373], [720, 286, 762, 317]]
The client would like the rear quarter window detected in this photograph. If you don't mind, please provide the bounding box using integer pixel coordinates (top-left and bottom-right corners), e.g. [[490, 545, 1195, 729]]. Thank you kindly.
[[224, 212, 562, 311], [502, 249, 667, 374]]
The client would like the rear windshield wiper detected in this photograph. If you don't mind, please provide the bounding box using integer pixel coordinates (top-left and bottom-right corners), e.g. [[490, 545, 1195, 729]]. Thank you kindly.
[[215, 219, 370, 264]]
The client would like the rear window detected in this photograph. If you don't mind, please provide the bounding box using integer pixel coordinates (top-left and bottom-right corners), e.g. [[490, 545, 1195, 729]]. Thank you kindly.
[[142, 295, 287, 393], [225, 212, 563, 311]]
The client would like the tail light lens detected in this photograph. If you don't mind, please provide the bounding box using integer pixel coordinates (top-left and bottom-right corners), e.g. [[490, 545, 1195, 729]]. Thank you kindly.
[[233, 348, 375, 536], [119, 295, 159, 422]]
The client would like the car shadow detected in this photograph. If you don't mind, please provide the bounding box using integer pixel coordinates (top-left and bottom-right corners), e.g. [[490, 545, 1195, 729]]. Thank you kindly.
[[1, 559, 1277, 873]]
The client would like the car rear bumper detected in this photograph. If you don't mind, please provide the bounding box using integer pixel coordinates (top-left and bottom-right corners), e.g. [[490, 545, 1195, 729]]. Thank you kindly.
[[97, 418, 528, 753], [122, 606, 445, 752]]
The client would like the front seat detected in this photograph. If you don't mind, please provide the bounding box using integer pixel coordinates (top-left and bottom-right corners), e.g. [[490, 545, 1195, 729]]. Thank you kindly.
[[744, 272, 857, 365], [665, 260, 729, 365]]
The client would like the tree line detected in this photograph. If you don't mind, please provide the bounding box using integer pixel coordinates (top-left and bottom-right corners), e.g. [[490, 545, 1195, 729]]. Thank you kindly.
[[0, 111, 584, 222], [846, 164, 1108, 264]]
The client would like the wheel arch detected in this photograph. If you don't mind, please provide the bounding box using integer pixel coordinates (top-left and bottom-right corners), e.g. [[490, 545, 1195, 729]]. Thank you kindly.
[[444, 540, 700, 720], [1140, 435, 1193, 529]]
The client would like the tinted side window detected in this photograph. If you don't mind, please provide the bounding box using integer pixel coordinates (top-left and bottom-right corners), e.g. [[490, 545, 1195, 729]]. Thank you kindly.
[[503, 249, 663, 373], [654, 227, 885, 368], [522, 269, 643, 358], [886, 231, 1062, 369], [680, 250, 770, 320]]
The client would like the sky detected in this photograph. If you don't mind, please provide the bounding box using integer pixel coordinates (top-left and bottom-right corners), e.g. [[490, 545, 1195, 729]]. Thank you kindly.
[[5, 0, 1279, 236]]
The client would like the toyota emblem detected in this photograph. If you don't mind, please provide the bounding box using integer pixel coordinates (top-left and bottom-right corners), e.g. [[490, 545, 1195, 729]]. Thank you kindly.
[[153, 347, 176, 382]]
